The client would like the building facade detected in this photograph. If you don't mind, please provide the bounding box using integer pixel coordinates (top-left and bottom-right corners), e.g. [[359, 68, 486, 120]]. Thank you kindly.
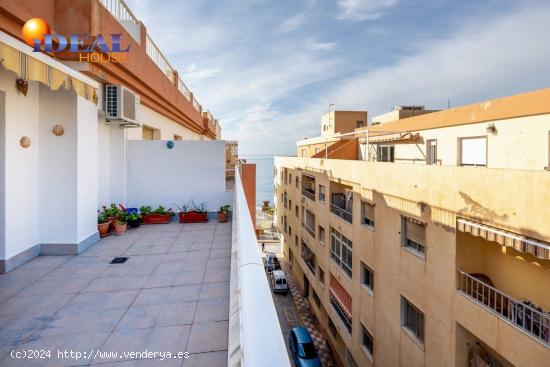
[[275, 89, 550, 367]]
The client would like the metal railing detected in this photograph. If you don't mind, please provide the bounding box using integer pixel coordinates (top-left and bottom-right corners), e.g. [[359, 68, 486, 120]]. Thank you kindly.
[[192, 96, 201, 112], [228, 168, 291, 367], [330, 294, 352, 334], [330, 203, 353, 224], [302, 188, 315, 201], [302, 222, 315, 238], [457, 271, 550, 346], [99, 0, 139, 24], [178, 78, 191, 101], [145, 35, 175, 79]]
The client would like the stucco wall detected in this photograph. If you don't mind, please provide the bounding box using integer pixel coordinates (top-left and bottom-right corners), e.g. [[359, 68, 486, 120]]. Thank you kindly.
[[126, 140, 231, 212]]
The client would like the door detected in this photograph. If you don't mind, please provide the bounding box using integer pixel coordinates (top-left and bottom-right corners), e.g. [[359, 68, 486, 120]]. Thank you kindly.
[[303, 274, 309, 298]]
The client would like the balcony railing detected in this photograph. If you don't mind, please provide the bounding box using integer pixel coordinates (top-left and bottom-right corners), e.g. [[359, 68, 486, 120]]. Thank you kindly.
[[330, 294, 352, 334], [178, 78, 192, 101], [302, 188, 315, 201], [192, 96, 201, 112], [302, 222, 315, 238], [457, 271, 550, 347], [99, 0, 138, 24], [229, 168, 291, 367], [145, 35, 175, 80], [330, 203, 353, 224]]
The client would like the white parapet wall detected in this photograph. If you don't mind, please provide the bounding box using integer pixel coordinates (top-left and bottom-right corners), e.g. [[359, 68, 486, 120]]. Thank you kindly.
[[126, 140, 232, 212]]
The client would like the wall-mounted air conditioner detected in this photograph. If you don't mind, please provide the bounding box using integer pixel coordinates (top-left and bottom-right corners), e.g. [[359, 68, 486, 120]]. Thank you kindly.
[[105, 85, 139, 127]]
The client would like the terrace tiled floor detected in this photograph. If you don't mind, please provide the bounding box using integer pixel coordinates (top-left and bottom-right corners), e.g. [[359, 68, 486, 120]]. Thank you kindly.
[[0, 221, 231, 367]]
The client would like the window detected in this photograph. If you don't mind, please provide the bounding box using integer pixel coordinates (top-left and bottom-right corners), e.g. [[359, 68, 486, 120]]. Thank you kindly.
[[301, 242, 316, 274], [289, 174, 292, 183], [318, 267, 325, 285], [295, 205, 299, 218], [315, 148, 320, 154], [401, 297, 424, 343], [459, 136, 487, 166], [356, 120, 364, 128], [426, 139, 437, 165], [377, 145, 394, 162], [295, 176, 299, 188], [361, 325, 374, 359], [401, 217, 426, 257], [361, 201, 375, 228], [295, 235, 298, 247], [312, 290, 321, 306], [361, 262, 374, 293], [173, 134, 182, 141], [318, 225, 326, 244], [289, 249, 293, 264], [284, 215, 288, 233], [142, 125, 160, 140], [283, 191, 288, 208], [330, 228, 352, 277], [319, 185, 326, 201], [288, 226, 292, 236], [330, 275, 352, 334], [289, 199, 292, 210]]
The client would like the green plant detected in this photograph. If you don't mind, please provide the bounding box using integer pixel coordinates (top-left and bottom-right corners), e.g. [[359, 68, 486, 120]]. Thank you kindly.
[[218, 205, 230, 214], [98, 213, 109, 224], [115, 219, 126, 225], [124, 212, 140, 221], [139, 206, 152, 215], [174, 203, 189, 213], [191, 201, 207, 214], [103, 203, 122, 218]]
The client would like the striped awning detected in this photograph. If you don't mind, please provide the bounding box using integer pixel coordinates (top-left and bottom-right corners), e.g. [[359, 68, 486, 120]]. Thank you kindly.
[[0, 41, 97, 104], [368, 132, 420, 143], [329, 275, 352, 319], [457, 218, 550, 260]]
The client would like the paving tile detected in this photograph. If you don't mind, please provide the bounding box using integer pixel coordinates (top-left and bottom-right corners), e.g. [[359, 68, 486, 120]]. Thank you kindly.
[[182, 351, 227, 367], [146, 270, 204, 288], [189, 242, 211, 252], [96, 328, 153, 363], [206, 257, 231, 270], [117, 302, 197, 330], [41, 307, 127, 337], [83, 276, 150, 292], [203, 268, 229, 283], [146, 325, 191, 354], [199, 282, 229, 301], [209, 248, 230, 259], [66, 290, 139, 311], [193, 299, 229, 323], [0, 293, 74, 317], [16, 275, 92, 297], [186, 321, 228, 354]]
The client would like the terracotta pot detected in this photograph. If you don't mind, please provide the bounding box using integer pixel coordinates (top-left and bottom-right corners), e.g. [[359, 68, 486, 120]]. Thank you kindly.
[[113, 222, 127, 235], [107, 216, 117, 230], [179, 211, 208, 223], [141, 214, 171, 224], [98, 221, 111, 237], [218, 212, 227, 223]]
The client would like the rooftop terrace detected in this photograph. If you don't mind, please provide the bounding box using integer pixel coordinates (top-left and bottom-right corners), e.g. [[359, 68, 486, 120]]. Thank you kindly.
[[0, 221, 231, 366]]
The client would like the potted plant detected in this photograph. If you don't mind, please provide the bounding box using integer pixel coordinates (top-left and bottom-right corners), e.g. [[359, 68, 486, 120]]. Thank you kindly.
[[102, 204, 122, 230], [140, 205, 173, 224], [218, 205, 230, 223], [98, 213, 111, 237], [113, 219, 127, 234], [176, 201, 208, 223], [125, 212, 141, 229]]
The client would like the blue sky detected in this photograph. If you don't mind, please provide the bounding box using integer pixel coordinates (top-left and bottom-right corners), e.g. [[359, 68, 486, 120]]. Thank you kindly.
[[126, 0, 550, 155]]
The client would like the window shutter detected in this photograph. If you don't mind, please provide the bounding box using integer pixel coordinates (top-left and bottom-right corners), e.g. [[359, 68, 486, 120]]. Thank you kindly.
[[406, 220, 426, 246], [363, 203, 375, 221]]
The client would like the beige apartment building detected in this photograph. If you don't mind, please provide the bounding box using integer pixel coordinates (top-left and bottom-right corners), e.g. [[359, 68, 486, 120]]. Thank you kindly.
[[274, 88, 550, 367]]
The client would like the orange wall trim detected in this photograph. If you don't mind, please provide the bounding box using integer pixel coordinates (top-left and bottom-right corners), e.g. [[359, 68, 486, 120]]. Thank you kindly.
[[241, 163, 257, 228]]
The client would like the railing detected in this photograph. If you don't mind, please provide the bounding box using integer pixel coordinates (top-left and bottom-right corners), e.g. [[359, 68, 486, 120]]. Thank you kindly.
[[228, 169, 291, 367], [330, 294, 352, 334], [145, 35, 175, 79], [192, 96, 201, 112], [457, 271, 550, 347], [302, 188, 315, 201], [178, 78, 191, 101], [99, 0, 139, 24], [302, 222, 315, 238], [330, 203, 353, 224]]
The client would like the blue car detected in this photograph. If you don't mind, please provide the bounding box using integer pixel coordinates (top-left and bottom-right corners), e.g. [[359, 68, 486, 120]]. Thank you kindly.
[[288, 326, 322, 367]]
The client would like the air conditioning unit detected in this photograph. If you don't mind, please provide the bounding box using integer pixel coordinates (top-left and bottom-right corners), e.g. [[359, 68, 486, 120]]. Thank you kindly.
[[105, 85, 139, 126]]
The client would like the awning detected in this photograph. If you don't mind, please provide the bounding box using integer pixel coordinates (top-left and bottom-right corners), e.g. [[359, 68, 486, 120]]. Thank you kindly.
[[0, 39, 97, 104], [457, 218, 550, 260], [367, 132, 420, 144], [329, 275, 352, 319]]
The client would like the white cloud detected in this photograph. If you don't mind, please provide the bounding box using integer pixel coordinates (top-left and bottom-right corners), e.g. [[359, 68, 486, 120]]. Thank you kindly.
[[276, 0, 317, 33], [337, 0, 399, 21], [306, 39, 337, 51]]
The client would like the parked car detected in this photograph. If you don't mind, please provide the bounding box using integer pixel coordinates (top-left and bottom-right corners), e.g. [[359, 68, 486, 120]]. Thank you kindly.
[[271, 270, 289, 293], [264, 253, 281, 272], [288, 326, 321, 367]]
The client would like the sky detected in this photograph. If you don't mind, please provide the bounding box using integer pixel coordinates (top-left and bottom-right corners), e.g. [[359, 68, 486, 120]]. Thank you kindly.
[[126, 0, 550, 155]]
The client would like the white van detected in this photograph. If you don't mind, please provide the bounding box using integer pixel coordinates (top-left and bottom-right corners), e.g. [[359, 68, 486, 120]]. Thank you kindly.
[[271, 270, 289, 293]]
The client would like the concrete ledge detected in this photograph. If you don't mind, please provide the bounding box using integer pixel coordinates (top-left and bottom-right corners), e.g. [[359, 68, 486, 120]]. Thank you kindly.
[[40, 232, 100, 255], [0, 244, 40, 273]]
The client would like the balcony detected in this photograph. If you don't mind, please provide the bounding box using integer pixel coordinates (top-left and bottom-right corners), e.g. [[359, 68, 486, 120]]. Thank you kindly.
[[330, 203, 353, 224], [301, 174, 316, 202], [457, 271, 550, 347], [301, 242, 316, 275], [302, 222, 315, 238]]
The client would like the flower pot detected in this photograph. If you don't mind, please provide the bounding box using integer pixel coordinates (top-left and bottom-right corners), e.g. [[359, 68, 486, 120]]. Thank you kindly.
[[113, 222, 127, 235], [179, 211, 208, 223], [127, 218, 141, 229], [218, 212, 227, 223], [98, 221, 111, 237], [107, 216, 117, 230], [141, 214, 172, 224]]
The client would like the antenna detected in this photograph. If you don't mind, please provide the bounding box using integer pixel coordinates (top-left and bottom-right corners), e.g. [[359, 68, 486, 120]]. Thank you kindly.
[[328, 98, 335, 127]]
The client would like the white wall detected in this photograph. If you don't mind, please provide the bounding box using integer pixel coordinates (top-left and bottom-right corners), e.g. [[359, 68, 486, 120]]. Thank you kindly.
[[128, 103, 202, 141], [3, 73, 40, 259], [77, 96, 99, 241], [126, 140, 231, 212], [38, 85, 78, 243], [97, 116, 127, 208], [0, 91, 5, 259]]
